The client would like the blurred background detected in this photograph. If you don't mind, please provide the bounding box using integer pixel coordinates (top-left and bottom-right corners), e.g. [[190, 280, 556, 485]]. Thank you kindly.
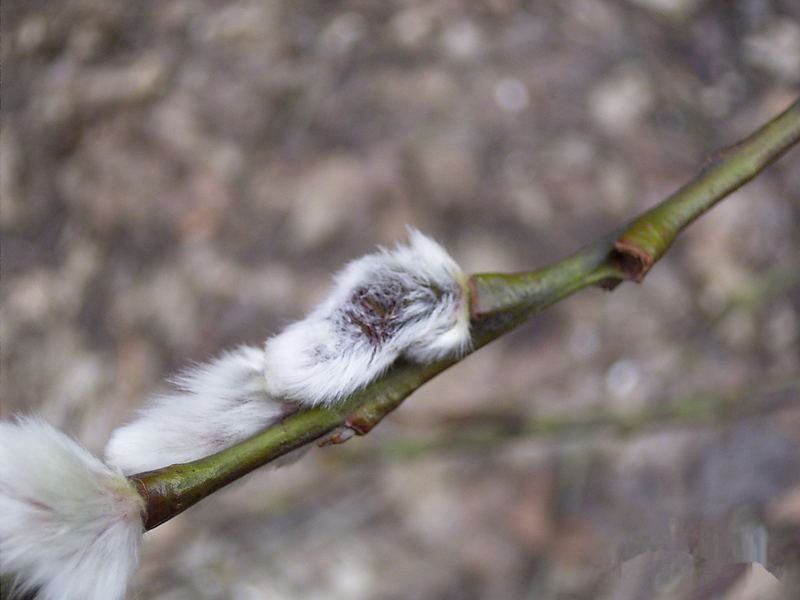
[[2, 1, 799, 598]]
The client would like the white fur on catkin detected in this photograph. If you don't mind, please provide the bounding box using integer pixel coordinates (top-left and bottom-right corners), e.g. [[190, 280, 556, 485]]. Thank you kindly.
[[0, 417, 144, 600], [263, 228, 471, 406], [105, 345, 286, 475]]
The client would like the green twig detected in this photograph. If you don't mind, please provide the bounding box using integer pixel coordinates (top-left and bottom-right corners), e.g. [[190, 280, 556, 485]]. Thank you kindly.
[[133, 98, 800, 532], [614, 99, 800, 282]]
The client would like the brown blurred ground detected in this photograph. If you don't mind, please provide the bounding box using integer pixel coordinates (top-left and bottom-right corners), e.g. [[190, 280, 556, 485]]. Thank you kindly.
[[2, 1, 799, 599]]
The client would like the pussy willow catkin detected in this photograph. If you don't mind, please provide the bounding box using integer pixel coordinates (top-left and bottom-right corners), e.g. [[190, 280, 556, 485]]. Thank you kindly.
[[104, 344, 284, 475], [263, 228, 471, 405], [0, 418, 144, 600]]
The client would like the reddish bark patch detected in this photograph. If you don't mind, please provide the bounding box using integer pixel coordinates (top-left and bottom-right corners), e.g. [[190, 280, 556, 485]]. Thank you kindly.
[[612, 239, 654, 283]]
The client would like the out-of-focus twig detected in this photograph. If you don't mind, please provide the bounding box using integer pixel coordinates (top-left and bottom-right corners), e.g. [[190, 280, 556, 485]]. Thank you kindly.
[[337, 379, 800, 461]]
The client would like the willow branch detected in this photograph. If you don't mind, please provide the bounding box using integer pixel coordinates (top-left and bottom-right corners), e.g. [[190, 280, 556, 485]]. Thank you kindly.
[[133, 98, 800, 531]]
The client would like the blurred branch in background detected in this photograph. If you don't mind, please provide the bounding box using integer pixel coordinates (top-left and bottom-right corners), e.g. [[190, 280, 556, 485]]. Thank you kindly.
[[341, 379, 800, 462], [133, 97, 800, 531], [694, 257, 800, 334]]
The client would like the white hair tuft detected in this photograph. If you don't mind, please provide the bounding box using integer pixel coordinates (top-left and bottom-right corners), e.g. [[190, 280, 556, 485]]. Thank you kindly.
[[263, 228, 471, 406], [105, 345, 286, 475], [0, 417, 144, 600]]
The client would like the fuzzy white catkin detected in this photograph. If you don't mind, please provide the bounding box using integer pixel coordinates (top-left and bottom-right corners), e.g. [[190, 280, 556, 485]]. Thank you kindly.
[[263, 228, 472, 406], [105, 345, 286, 475], [0, 417, 144, 600]]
